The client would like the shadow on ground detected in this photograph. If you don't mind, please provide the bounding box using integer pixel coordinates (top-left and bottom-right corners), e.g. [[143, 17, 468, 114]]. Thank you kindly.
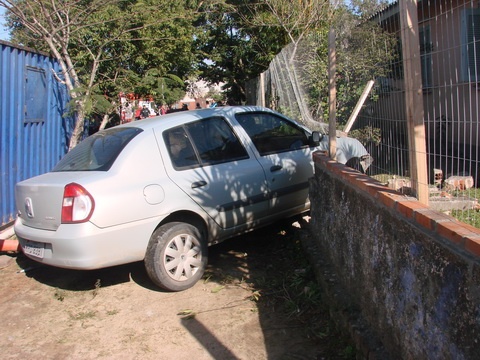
[[11, 218, 355, 359], [15, 255, 159, 291]]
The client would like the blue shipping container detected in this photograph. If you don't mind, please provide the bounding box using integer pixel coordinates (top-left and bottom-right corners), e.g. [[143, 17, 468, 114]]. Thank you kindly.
[[0, 40, 73, 227]]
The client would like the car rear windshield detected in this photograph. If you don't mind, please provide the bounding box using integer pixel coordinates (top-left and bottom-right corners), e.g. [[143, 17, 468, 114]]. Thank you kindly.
[[53, 127, 143, 171]]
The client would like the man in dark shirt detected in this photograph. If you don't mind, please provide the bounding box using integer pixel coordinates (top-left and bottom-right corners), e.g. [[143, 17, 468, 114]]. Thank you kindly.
[[140, 106, 150, 119]]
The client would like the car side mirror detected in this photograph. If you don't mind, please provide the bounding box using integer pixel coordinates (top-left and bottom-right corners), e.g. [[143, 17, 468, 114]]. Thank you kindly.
[[310, 131, 323, 146]]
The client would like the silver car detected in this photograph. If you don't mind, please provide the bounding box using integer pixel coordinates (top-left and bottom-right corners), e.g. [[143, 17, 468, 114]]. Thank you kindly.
[[14, 106, 368, 291]]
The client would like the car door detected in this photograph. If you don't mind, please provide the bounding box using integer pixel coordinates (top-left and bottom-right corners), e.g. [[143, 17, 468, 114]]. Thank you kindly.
[[235, 112, 316, 216], [157, 117, 270, 229]]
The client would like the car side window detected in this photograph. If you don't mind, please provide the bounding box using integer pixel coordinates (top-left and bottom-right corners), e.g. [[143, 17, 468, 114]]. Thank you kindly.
[[185, 117, 249, 165], [235, 113, 310, 156], [164, 128, 199, 169], [164, 117, 248, 170]]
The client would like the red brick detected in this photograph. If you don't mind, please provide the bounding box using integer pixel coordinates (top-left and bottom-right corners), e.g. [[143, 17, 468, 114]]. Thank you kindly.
[[465, 236, 480, 257], [354, 176, 373, 193], [327, 162, 345, 176], [419, 210, 453, 223], [377, 191, 405, 209], [364, 181, 392, 198], [396, 200, 429, 219], [458, 221, 480, 234], [414, 209, 444, 231], [436, 220, 474, 245]]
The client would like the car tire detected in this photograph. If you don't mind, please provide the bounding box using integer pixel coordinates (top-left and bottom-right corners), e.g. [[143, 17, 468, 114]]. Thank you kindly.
[[145, 222, 208, 291]]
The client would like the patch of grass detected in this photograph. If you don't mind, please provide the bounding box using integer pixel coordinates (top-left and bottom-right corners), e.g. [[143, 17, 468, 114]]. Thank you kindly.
[[92, 279, 101, 298], [211, 285, 225, 293], [448, 187, 480, 228], [70, 311, 97, 321], [177, 309, 196, 319], [54, 288, 66, 302], [450, 208, 480, 228]]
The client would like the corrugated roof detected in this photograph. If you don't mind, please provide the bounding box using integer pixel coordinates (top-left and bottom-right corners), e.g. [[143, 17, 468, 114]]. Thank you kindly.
[[0, 39, 50, 57], [367, 1, 400, 22]]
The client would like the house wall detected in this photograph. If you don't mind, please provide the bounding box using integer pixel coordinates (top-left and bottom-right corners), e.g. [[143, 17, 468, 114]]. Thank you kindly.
[[0, 40, 73, 227], [421, 0, 480, 148], [308, 152, 480, 359], [357, 0, 480, 185]]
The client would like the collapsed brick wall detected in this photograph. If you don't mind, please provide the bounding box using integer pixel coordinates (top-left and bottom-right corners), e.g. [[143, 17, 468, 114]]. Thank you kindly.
[[308, 152, 480, 360]]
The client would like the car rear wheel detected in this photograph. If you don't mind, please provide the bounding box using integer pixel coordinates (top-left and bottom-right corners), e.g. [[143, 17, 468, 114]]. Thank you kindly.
[[145, 222, 208, 291]]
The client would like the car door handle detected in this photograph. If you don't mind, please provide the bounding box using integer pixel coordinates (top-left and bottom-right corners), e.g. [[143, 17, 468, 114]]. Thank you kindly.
[[191, 180, 207, 189], [270, 165, 283, 172]]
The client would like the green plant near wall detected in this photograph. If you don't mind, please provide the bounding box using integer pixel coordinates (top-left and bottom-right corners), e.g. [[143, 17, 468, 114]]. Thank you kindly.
[[451, 209, 480, 229], [449, 188, 480, 229]]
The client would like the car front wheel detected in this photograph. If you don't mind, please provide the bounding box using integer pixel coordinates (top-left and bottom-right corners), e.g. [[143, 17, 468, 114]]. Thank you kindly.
[[145, 222, 208, 291]]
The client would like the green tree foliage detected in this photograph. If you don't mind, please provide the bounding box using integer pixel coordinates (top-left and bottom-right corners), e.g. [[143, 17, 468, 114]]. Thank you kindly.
[[335, 11, 397, 125], [1, 0, 224, 147], [195, 0, 290, 104]]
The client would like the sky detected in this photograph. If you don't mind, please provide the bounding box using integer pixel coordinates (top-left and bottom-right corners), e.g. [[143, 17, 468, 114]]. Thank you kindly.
[[0, 7, 10, 41]]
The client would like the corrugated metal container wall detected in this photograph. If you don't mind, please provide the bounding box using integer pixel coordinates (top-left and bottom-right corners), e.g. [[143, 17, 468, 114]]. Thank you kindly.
[[0, 40, 73, 227]]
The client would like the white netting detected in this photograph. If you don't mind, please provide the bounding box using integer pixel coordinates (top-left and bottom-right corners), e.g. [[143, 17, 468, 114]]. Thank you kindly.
[[246, 40, 329, 134]]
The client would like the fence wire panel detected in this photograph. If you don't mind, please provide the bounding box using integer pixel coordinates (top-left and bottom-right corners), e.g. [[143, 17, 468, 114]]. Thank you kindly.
[[246, 41, 330, 134], [356, 0, 480, 227]]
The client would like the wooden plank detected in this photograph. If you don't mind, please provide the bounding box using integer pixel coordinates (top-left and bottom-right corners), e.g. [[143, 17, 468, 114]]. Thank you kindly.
[[344, 80, 375, 134], [328, 28, 337, 160], [259, 72, 265, 108]]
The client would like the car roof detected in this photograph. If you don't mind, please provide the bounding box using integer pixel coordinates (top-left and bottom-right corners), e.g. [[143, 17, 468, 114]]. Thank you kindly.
[[118, 106, 277, 132]]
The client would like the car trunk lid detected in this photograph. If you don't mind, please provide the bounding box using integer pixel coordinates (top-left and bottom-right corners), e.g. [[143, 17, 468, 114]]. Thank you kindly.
[[15, 172, 92, 231]]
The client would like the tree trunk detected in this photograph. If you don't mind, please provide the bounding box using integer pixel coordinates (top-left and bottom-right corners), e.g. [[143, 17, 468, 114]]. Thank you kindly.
[[99, 114, 111, 131], [68, 104, 86, 151]]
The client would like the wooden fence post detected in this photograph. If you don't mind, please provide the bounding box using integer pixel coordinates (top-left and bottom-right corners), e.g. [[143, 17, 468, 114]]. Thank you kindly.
[[328, 28, 337, 160], [400, 0, 429, 205]]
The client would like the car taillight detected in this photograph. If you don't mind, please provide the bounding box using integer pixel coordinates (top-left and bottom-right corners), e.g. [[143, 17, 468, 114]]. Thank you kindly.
[[61, 183, 95, 223]]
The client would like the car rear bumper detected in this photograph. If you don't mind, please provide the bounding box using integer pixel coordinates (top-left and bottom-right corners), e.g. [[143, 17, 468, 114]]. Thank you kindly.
[[14, 217, 160, 270]]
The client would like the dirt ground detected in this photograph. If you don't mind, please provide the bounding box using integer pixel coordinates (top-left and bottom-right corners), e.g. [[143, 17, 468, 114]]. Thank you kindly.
[[0, 219, 352, 360]]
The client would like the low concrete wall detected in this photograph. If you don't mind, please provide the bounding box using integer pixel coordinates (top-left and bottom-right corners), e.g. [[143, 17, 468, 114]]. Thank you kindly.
[[308, 152, 480, 360]]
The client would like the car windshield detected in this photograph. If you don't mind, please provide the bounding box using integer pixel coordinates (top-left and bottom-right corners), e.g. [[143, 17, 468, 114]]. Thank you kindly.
[[53, 127, 143, 171]]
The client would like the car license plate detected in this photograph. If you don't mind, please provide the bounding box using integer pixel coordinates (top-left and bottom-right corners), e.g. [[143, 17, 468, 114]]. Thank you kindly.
[[23, 241, 45, 259]]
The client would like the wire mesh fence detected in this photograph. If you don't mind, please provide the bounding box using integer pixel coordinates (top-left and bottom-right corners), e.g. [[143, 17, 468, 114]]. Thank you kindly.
[[246, 0, 480, 228], [365, 0, 480, 227]]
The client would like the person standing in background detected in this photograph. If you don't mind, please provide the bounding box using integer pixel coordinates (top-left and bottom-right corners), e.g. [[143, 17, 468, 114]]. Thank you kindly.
[[160, 104, 167, 115], [124, 103, 133, 123], [134, 105, 142, 120], [140, 105, 150, 119]]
